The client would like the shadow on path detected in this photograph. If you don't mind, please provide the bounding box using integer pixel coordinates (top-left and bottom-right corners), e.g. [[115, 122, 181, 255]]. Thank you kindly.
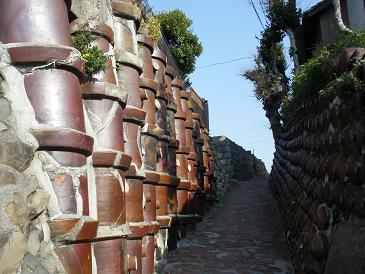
[[156, 177, 294, 274]]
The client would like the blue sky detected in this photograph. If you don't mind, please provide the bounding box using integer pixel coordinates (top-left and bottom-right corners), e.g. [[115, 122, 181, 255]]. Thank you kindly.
[[149, 0, 321, 170]]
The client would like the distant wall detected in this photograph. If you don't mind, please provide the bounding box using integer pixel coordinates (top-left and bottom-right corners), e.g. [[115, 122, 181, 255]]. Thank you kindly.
[[211, 136, 268, 199]]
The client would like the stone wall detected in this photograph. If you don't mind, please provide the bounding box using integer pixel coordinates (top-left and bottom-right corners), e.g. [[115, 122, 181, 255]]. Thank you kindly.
[[211, 136, 268, 199]]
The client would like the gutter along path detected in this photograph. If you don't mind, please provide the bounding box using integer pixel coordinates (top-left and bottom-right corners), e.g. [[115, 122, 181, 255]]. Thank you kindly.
[[155, 177, 294, 274]]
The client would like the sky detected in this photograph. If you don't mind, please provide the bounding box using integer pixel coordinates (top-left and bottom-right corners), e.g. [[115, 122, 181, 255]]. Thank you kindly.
[[149, 0, 322, 171]]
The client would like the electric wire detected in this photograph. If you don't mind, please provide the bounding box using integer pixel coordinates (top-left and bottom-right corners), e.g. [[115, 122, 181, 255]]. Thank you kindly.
[[248, 0, 265, 29], [196, 57, 252, 69]]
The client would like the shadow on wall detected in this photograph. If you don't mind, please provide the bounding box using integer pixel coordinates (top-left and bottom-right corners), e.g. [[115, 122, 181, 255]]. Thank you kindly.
[[210, 136, 268, 199]]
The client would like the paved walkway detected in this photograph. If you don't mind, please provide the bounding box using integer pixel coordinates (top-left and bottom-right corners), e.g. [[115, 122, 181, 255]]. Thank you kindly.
[[155, 177, 294, 274]]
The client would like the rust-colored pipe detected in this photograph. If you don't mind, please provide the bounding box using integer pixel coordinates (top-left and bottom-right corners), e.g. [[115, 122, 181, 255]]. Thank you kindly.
[[138, 34, 161, 274], [181, 92, 199, 215], [113, 2, 148, 273], [202, 126, 215, 208], [165, 67, 180, 217], [152, 47, 182, 253], [152, 47, 170, 219], [193, 112, 206, 216], [173, 81, 190, 216], [71, 18, 131, 273], [165, 66, 181, 250], [180, 92, 202, 229]]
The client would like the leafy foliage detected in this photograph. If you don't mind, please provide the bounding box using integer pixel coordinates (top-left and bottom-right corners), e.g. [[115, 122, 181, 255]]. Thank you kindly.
[[244, 43, 287, 105], [139, 16, 162, 43], [156, 9, 203, 76], [116, 62, 122, 71], [314, 29, 365, 57], [259, 1, 301, 67], [244, 55, 283, 103], [72, 30, 108, 77], [187, 98, 193, 109], [244, 1, 300, 121], [246, 0, 365, 127], [282, 30, 365, 119], [320, 72, 365, 98], [72, 31, 95, 53], [243, 1, 302, 141]]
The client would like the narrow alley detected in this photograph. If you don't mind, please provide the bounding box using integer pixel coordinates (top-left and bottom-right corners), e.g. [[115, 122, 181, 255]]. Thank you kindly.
[[156, 177, 294, 274], [2, 1, 365, 273]]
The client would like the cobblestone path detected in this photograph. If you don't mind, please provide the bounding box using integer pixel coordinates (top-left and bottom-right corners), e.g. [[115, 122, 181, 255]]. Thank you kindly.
[[155, 177, 294, 274]]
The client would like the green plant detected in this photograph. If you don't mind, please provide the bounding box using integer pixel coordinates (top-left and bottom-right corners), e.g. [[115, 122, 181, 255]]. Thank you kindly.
[[244, 44, 287, 103], [314, 29, 365, 58], [187, 98, 193, 109], [282, 30, 365, 119], [116, 62, 122, 71], [320, 73, 362, 97], [244, 1, 301, 142], [258, 1, 301, 69], [72, 31, 95, 52], [156, 9, 203, 77], [140, 16, 161, 43], [72, 30, 108, 77]]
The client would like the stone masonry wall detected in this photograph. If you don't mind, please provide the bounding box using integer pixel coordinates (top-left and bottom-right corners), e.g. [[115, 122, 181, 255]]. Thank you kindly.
[[211, 136, 268, 199]]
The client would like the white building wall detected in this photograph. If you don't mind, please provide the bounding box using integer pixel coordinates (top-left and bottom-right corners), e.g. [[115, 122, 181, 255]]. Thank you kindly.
[[347, 0, 365, 30]]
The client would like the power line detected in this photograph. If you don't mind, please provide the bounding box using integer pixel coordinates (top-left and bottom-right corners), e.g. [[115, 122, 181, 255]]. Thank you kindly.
[[196, 57, 252, 69], [238, 133, 272, 139], [230, 125, 266, 136], [258, 0, 268, 23], [242, 135, 274, 144], [247, 0, 265, 29]]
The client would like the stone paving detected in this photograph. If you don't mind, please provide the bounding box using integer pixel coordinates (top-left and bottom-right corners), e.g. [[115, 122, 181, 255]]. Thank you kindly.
[[155, 177, 294, 274]]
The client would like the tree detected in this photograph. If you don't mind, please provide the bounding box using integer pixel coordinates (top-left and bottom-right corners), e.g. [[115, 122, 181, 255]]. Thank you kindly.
[[156, 9, 203, 77], [244, 44, 288, 143], [245, 0, 354, 144], [244, 0, 301, 143]]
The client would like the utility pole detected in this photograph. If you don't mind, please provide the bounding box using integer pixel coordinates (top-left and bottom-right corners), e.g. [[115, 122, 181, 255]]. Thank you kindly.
[[253, 149, 257, 172]]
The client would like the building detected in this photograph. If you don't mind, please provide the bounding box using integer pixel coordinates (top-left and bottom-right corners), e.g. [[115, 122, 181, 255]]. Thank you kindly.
[[298, 0, 365, 62]]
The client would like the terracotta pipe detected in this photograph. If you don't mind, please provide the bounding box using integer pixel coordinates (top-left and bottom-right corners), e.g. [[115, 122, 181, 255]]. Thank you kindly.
[[181, 92, 199, 216], [151, 47, 184, 255], [152, 48, 171, 224], [165, 66, 180, 226], [173, 80, 190, 214], [138, 34, 162, 274], [192, 112, 206, 215], [113, 2, 147, 273], [153, 47, 169, 173], [128, 255, 138, 271], [202, 126, 215, 207], [94, 239, 128, 273], [71, 17, 131, 273], [172, 85, 203, 233], [142, 236, 156, 273]]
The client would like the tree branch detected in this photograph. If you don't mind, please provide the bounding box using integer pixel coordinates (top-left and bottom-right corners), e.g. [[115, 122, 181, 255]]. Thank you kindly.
[[285, 28, 299, 69], [332, 0, 352, 33]]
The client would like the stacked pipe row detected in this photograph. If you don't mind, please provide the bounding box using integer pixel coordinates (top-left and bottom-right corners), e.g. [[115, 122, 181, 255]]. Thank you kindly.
[[0, 0, 214, 273], [270, 48, 365, 274]]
